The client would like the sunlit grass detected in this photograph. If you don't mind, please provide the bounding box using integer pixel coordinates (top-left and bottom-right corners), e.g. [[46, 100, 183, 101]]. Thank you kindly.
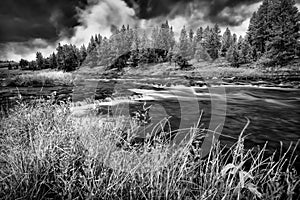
[[7, 71, 75, 87], [0, 99, 299, 199]]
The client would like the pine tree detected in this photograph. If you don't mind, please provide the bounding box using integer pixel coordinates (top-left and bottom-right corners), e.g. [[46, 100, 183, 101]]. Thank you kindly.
[[205, 24, 222, 60], [179, 26, 190, 59], [239, 38, 252, 64], [189, 29, 194, 43], [43, 57, 50, 69], [247, 11, 258, 51], [98, 37, 110, 65], [108, 37, 118, 64], [95, 34, 99, 45], [171, 44, 180, 66], [49, 53, 58, 69], [220, 27, 233, 57], [158, 21, 171, 50], [203, 26, 210, 42], [87, 36, 99, 65], [232, 33, 237, 44], [140, 30, 149, 49], [63, 45, 79, 71], [126, 27, 134, 52], [194, 42, 211, 62], [169, 27, 176, 50], [131, 26, 140, 50], [266, 0, 300, 65], [56, 43, 65, 70], [237, 36, 244, 50], [117, 25, 128, 55], [188, 28, 195, 58], [79, 45, 87, 64], [97, 34, 102, 45], [73, 45, 81, 66], [226, 44, 240, 67], [195, 27, 203, 43], [247, 0, 273, 59], [151, 27, 160, 49], [87, 36, 97, 53], [36, 52, 44, 69]]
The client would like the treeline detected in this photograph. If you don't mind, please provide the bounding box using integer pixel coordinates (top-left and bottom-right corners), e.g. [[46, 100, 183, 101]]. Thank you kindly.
[[17, 0, 299, 71], [84, 22, 176, 68], [83, 21, 251, 69], [19, 44, 88, 72]]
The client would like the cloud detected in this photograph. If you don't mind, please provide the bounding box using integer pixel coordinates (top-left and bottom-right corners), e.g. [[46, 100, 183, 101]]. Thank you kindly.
[[140, 1, 262, 39], [0, 0, 88, 60], [213, 2, 262, 26], [0, 0, 136, 61], [65, 0, 137, 47], [123, 0, 261, 26], [123, 0, 194, 19], [0, 39, 57, 61], [0, 0, 88, 43]]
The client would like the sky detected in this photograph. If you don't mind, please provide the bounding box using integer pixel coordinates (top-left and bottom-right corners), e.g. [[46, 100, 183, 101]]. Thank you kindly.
[[0, 0, 299, 61]]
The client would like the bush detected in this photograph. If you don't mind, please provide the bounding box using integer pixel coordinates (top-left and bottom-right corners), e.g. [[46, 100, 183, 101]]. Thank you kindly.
[[257, 55, 277, 68]]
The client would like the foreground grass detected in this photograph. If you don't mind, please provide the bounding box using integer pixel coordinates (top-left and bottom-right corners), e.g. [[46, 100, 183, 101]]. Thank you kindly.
[[6, 71, 74, 87], [0, 100, 299, 199]]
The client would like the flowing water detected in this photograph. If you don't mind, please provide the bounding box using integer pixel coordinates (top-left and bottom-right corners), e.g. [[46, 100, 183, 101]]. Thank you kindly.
[[1, 79, 300, 166], [123, 85, 300, 151], [114, 84, 300, 168]]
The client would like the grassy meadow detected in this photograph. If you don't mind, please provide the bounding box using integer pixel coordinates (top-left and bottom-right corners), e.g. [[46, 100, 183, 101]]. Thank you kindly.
[[0, 98, 299, 199]]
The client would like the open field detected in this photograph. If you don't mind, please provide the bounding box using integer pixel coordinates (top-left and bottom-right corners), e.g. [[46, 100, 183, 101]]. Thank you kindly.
[[0, 99, 299, 199]]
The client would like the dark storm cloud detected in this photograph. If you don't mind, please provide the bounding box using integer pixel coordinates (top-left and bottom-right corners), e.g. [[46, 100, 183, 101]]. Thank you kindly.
[[0, 0, 88, 43], [123, 0, 193, 19], [124, 0, 261, 26]]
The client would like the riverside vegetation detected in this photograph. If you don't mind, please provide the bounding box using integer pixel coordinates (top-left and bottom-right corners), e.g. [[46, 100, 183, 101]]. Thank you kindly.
[[0, 97, 299, 199]]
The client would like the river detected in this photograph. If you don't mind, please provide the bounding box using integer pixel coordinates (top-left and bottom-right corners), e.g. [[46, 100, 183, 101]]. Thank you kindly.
[[1, 79, 300, 166]]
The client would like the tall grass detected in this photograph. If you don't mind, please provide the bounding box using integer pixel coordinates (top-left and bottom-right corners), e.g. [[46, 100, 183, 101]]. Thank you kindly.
[[0, 99, 299, 199], [7, 71, 74, 87]]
